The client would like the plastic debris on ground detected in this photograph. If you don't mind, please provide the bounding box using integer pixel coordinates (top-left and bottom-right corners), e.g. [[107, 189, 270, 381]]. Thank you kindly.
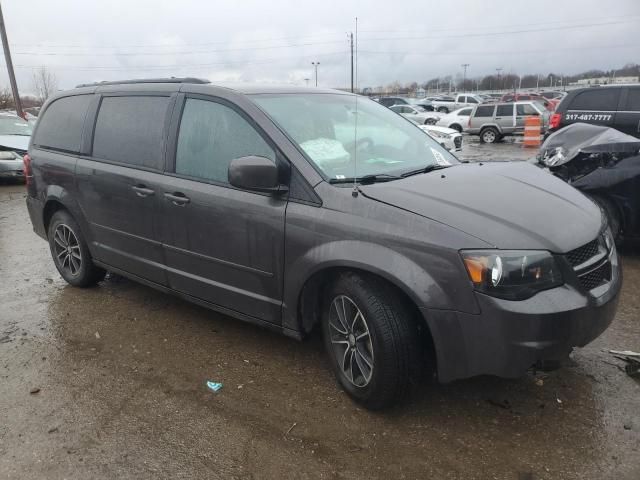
[[608, 350, 640, 377], [206, 381, 223, 392]]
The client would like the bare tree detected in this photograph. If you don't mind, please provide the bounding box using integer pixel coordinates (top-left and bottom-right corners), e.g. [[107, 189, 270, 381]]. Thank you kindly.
[[32, 66, 58, 104], [0, 87, 13, 109]]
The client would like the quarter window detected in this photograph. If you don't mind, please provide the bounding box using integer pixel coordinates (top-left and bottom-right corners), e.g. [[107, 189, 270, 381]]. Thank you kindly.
[[92, 96, 170, 169], [467, 97, 478, 104], [570, 89, 620, 111], [33, 95, 92, 153], [175, 98, 275, 184]]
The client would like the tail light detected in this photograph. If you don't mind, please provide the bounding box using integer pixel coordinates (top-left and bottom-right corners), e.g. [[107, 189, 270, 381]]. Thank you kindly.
[[549, 113, 562, 129], [23, 153, 32, 185]]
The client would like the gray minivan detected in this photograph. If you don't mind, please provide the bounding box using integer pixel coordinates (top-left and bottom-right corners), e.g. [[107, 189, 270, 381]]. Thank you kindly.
[[468, 101, 550, 143], [25, 79, 620, 409]]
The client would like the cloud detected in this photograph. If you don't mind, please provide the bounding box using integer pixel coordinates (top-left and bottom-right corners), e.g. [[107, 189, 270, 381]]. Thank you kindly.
[[2, 0, 638, 93]]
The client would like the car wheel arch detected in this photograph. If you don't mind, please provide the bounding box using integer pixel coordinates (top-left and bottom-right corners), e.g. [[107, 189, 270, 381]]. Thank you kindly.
[[285, 242, 452, 333]]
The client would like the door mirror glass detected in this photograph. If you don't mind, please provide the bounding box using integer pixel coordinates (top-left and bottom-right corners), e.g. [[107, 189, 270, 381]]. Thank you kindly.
[[228, 155, 282, 193]]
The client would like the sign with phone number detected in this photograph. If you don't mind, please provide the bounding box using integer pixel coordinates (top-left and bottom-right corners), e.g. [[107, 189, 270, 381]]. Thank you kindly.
[[565, 112, 613, 122]]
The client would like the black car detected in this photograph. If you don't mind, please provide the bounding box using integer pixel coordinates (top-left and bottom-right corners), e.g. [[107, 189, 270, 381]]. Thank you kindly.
[[549, 85, 640, 137], [538, 123, 640, 243], [25, 78, 620, 409], [375, 96, 409, 108]]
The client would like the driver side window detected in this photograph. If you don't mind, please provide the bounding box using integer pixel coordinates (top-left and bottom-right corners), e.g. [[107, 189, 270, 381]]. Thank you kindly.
[[175, 98, 275, 184]]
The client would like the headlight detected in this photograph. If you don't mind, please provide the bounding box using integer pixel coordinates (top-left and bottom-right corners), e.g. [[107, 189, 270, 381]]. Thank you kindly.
[[461, 250, 563, 300], [427, 129, 449, 140]]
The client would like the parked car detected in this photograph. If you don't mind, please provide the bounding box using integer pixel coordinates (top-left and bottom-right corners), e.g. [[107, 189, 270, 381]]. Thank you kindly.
[[431, 94, 484, 113], [0, 112, 32, 156], [376, 96, 409, 108], [501, 93, 554, 111], [549, 85, 640, 138], [467, 101, 551, 143], [390, 104, 442, 125], [435, 107, 473, 132], [418, 124, 463, 152], [538, 123, 640, 242], [26, 78, 620, 409], [0, 150, 25, 181]]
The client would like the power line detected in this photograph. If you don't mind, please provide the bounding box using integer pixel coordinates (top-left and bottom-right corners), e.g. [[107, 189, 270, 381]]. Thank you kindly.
[[359, 19, 640, 42], [14, 51, 349, 71]]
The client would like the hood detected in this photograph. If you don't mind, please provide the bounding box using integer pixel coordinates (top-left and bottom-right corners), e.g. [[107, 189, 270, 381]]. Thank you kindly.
[[0, 134, 30, 152], [420, 125, 458, 136], [360, 161, 602, 252]]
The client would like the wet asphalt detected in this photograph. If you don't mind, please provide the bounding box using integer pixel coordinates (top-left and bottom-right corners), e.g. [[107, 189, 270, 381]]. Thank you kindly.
[[1, 141, 639, 479]]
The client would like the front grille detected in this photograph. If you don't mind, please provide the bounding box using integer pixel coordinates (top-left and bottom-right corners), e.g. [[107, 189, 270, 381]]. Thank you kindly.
[[454, 136, 462, 149], [566, 239, 599, 267], [578, 262, 611, 291]]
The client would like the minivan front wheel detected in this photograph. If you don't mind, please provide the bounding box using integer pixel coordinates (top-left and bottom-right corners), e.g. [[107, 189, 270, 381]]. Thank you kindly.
[[321, 272, 418, 410], [480, 127, 499, 144], [48, 210, 106, 287]]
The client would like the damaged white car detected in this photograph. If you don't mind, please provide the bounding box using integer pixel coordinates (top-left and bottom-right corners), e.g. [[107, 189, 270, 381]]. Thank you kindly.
[[419, 125, 463, 152]]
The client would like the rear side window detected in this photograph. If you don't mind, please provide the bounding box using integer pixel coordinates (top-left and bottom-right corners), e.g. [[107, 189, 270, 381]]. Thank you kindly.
[[92, 96, 170, 170], [624, 88, 640, 111], [459, 108, 472, 116], [496, 105, 513, 116], [569, 89, 620, 111], [467, 96, 478, 104], [175, 98, 275, 184], [33, 95, 92, 153], [474, 105, 495, 117]]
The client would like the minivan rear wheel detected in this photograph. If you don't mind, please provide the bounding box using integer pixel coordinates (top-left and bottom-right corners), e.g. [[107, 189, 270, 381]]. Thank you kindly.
[[321, 272, 419, 410], [48, 210, 106, 287], [480, 127, 499, 144]]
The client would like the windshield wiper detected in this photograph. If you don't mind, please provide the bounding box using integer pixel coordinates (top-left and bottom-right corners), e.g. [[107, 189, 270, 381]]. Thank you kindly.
[[329, 173, 402, 185], [400, 164, 450, 178]]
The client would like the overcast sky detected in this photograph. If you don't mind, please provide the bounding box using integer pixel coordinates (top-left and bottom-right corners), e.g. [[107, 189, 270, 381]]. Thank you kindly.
[[2, 0, 639, 94]]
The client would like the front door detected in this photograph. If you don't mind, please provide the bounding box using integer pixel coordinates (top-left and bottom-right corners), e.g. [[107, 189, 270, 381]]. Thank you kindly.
[[157, 96, 288, 324]]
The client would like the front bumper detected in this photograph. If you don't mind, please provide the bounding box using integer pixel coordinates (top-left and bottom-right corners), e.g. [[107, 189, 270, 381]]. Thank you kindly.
[[0, 160, 24, 178], [422, 249, 621, 383]]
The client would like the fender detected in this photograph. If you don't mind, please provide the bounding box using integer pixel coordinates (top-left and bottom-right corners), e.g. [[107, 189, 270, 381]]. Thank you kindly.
[[43, 185, 95, 254], [282, 239, 477, 334]]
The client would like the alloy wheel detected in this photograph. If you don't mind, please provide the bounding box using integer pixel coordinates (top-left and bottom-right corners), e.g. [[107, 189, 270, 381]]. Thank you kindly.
[[328, 295, 374, 387], [53, 224, 82, 276]]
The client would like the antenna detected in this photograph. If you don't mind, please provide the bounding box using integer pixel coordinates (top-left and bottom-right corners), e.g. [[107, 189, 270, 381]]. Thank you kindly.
[[352, 16, 359, 198]]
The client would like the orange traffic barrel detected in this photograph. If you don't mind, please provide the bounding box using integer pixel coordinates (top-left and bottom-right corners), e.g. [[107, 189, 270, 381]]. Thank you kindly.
[[523, 116, 542, 148]]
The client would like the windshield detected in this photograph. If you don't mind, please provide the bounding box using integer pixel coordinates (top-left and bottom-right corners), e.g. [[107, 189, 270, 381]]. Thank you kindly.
[[0, 117, 33, 136], [252, 93, 457, 180]]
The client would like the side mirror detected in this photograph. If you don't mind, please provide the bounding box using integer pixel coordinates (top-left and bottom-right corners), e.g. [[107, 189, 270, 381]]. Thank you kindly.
[[228, 156, 286, 194]]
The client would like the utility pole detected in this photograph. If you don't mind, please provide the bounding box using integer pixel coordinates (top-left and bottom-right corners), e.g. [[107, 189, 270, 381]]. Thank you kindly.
[[496, 67, 503, 92], [311, 62, 320, 87], [0, 2, 23, 118], [461, 63, 469, 93], [350, 32, 354, 93]]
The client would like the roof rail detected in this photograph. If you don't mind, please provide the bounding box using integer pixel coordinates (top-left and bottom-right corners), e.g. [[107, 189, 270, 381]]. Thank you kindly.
[[75, 77, 210, 88]]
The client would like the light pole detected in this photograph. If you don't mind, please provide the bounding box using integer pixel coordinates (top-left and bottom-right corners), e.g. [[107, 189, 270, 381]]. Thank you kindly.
[[461, 63, 469, 93], [311, 62, 320, 87], [303, 78, 310, 86], [496, 67, 503, 92]]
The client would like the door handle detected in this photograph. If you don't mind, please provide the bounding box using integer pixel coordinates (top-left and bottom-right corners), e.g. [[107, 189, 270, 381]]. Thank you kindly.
[[131, 185, 155, 197], [164, 192, 190, 206]]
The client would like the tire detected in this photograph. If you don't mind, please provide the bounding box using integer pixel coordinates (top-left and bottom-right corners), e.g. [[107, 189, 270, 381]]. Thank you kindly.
[[321, 272, 419, 410], [450, 123, 463, 133], [48, 210, 106, 287], [437, 107, 449, 113], [589, 195, 622, 244], [424, 118, 436, 125], [480, 127, 499, 144]]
